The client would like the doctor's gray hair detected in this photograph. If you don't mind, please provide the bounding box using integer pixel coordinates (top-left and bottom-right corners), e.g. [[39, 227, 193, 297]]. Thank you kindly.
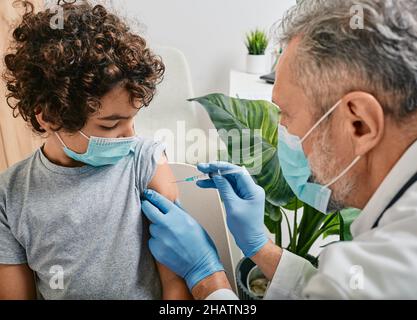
[[274, 0, 417, 122]]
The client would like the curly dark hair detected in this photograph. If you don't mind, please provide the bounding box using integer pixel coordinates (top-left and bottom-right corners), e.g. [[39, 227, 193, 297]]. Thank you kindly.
[[3, 0, 165, 134]]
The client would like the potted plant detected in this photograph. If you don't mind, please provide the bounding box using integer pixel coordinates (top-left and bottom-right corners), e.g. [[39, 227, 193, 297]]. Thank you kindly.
[[245, 29, 269, 74], [190, 94, 361, 299]]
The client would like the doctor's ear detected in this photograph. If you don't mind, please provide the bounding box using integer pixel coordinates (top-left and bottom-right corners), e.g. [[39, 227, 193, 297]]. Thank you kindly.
[[341, 92, 385, 156]]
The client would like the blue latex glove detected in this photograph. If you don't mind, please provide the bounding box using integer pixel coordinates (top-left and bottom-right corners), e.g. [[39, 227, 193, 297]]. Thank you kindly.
[[197, 162, 268, 258], [141, 189, 224, 290]]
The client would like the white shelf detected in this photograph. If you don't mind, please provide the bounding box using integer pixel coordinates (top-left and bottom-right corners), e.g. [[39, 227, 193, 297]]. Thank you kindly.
[[229, 70, 274, 101]]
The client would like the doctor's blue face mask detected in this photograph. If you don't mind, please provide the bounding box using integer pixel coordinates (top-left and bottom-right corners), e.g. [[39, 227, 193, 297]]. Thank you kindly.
[[277, 100, 361, 214], [55, 130, 138, 167]]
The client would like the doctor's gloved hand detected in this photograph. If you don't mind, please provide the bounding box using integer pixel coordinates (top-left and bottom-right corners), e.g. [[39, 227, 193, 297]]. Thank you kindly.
[[197, 162, 268, 258], [141, 189, 224, 290]]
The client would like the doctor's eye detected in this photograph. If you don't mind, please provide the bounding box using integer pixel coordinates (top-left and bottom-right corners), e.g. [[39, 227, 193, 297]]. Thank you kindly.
[[281, 110, 290, 118]]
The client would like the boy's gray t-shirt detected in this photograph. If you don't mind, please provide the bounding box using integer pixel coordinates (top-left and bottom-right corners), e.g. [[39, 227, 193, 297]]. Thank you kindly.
[[0, 137, 166, 299]]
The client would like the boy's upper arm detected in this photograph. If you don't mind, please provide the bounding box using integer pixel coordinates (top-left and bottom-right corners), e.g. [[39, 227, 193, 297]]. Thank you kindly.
[[147, 155, 179, 202], [0, 264, 37, 300], [146, 156, 193, 299]]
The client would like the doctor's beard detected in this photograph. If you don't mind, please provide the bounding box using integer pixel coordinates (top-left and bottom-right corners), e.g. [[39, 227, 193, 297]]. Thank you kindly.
[[308, 124, 357, 212]]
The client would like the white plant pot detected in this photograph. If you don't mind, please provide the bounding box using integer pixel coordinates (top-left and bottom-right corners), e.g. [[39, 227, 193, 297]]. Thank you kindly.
[[246, 54, 267, 74], [246, 265, 269, 298]]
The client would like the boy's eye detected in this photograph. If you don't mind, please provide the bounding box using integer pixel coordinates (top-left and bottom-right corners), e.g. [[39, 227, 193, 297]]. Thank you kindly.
[[100, 124, 118, 130]]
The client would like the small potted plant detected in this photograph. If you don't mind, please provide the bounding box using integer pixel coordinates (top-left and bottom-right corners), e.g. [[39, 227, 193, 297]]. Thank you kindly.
[[245, 29, 269, 74]]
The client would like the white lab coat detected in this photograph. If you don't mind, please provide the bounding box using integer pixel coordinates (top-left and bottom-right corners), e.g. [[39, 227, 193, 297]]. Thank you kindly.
[[207, 140, 417, 300]]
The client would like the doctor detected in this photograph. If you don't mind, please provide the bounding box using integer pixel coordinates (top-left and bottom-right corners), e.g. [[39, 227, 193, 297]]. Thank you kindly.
[[142, 0, 417, 299]]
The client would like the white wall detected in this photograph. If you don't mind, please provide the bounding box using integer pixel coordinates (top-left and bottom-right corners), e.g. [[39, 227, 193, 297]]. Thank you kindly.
[[110, 0, 296, 96], [46, 0, 296, 95]]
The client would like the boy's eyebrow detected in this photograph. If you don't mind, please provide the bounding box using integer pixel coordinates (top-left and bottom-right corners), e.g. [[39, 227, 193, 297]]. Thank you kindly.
[[97, 114, 132, 121]]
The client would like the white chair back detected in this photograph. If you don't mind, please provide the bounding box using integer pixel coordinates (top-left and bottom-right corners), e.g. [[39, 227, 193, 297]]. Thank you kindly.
[[135, 46, 221, 164]]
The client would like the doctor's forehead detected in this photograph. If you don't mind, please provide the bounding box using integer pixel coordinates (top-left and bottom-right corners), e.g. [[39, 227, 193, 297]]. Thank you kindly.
[[272, 48, 298, 113], [272, 42, 313, 116]]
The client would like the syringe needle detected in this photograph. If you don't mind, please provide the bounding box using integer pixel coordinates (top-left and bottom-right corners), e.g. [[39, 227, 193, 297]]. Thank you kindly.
[[171, 166, 247, 184], [171, 173, 209, 184]]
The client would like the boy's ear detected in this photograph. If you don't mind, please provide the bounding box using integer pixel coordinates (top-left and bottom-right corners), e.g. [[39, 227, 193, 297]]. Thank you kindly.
[[35, 112, 47, 131], [35, 111, 56, 132]]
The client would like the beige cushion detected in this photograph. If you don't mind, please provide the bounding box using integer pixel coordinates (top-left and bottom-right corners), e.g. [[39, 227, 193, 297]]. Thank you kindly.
[[0, 0, 43, 173]]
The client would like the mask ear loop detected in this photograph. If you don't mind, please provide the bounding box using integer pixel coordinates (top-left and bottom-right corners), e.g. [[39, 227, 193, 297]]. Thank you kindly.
[[322, 155, 362, 189], [55, 131, 90, 148], [79, 131, 90, 140], [301, 100, 342, 144], [295, 99, 360, 189], [55, 132, 68, 148]]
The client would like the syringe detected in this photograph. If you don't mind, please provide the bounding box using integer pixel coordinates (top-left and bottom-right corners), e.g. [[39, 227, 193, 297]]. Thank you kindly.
[[172, 167, 246, 183]]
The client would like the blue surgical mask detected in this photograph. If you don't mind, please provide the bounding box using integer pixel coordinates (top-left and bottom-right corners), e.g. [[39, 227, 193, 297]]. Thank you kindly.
[[277, 100, 361, 214], [55, 131, 138, 167]]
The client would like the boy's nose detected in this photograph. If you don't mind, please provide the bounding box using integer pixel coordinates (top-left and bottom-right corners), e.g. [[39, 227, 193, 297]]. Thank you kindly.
[[120, 123, 136, 138]]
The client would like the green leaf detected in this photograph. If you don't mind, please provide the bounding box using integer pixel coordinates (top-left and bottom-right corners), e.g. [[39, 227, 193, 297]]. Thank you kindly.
[[190, 94, 294, 207], [264, 214, 282, 247], [265, 202, 282, 246], [339, 208, 361, 241], [264, 215, 277, 234], [265, 201, 282, 222], [282, 197, 304, 211], [322, 213, 341, 239], [295, 203, 326, 254]]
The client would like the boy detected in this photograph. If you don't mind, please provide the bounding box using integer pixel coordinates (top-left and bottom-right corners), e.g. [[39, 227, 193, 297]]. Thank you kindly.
[[0, 0, 191, 299]]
